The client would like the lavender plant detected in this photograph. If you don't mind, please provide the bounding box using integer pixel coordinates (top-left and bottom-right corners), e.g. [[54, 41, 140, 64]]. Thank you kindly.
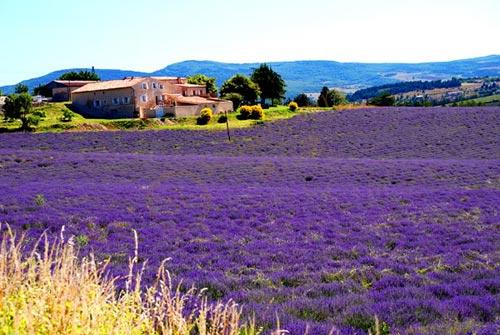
[[0, 107, 498, 334]]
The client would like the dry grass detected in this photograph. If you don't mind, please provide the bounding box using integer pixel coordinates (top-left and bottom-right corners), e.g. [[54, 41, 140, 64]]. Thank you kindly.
[[0, 225, 386, 334], [0, 226, 260, 335]]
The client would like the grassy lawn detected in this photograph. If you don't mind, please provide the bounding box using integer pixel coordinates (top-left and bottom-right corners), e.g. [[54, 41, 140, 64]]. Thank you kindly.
[[447, 93, 500, 106], [466, 94, 500, 105], [0, 103, 363, 133]]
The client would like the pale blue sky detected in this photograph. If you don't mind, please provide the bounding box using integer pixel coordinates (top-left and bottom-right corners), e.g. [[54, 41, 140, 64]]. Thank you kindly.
[[0, 0, 499, 85]]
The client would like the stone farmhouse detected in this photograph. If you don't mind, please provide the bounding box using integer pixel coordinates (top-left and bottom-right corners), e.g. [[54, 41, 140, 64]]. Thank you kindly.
[[45, 80, 98, 102], [71, 77, 233, 119]]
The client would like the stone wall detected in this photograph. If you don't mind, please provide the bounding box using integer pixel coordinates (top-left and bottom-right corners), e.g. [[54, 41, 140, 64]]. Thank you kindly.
[[71, 87, 137, 118], [169, 100, 234, 118]]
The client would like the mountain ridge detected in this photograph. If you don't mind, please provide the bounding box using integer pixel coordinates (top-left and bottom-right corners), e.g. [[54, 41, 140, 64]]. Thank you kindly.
[[2, 55, 499, 97]]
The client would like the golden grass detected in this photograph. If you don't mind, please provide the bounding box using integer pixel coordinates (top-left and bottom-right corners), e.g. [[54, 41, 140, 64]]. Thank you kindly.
[[0, 226, 386, 335], [0, 226, 260, 335]]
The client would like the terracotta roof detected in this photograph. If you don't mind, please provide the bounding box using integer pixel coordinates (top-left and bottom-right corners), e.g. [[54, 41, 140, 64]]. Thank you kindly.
[[177, 84, 206, 88], [52, 80, 97, 87], [72, 78, 144, 93], [175, 96, 217, 105], [151, 76, 184, 80]]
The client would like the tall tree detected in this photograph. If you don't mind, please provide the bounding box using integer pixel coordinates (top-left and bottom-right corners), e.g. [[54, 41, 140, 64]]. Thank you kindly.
[[187, 74, 218, 96], [251, 64, 286, 106], [3, 93, 37, 130], [220, 74, 260, 105], [59, 70, 100, 81], [318, 87, 346, 107], [14, 83, 29, 94], [317, 86, 330, 107]]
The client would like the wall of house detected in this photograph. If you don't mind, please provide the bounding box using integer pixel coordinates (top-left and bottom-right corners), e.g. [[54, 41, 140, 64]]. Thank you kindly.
[[171, 100, 234, 118], [52, 87, 84, 102], [72, 87, 136, 118], [132, 78, 170, 110], [181, 87, 207, 96]]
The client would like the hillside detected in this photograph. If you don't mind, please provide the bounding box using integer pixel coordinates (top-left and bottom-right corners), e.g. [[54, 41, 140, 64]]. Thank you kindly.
[[1, 55, 499, 97]]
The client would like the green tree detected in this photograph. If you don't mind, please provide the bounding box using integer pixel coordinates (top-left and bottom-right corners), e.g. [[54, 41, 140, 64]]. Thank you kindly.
[[221, 92, 243, 109], [220, 74, 260, 105], [187, 74, 218, 96], [33, 84, 52, 97], [293, 93, 312, 107], [59, 70, 100, 81], [317, 87, 346, 107], [3, 93, 38, 130], [251, 64, 286, 106], [317, 86, 330, 107], [15, 83, 29, 94], [369, 92, 395, 106], [328, 89, 347, 106]]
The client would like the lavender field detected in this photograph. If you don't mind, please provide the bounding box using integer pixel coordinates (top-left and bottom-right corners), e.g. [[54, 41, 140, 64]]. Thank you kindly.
[[0, 107, 499, 334]]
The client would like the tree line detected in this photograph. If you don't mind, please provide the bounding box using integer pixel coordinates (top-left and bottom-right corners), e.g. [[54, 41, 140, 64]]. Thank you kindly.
[[348, 78, 462, 101], [190, 64, 287, 109]]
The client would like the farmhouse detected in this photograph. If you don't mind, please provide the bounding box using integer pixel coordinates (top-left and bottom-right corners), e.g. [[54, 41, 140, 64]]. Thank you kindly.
[[71, 77, 233, 119], [44, 80, 98, 102]]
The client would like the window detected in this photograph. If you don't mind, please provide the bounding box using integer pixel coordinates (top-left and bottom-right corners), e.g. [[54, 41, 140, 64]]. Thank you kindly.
[[112, 98, 119, 105], [93, 100, 100, 107], [159, 84, 164, 89], [141, 95, 147, 102], [142, 83, 148, 89], [152, 83, 157, 89], [123, 97, 130, 104]]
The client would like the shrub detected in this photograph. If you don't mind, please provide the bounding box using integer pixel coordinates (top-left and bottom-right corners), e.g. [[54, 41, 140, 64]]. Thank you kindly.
[[34, 194, 46, 206], [75, 234, 90, 247], [61, 109, 74, 122], [250, 105, 264, 120], [217, 114, 228, 123], [197, 107, 213, 125], [27, 114, 41, 127], [32, 109, 46, 118], [345, 314, 390, 335], [293, 93, 312, 107], [288, 101, 298, 111], [239, 105, 252, 120]]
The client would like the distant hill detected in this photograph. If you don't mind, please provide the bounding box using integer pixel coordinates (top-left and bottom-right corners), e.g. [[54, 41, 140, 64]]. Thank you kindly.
[[1, 68, 148, 95], [2, 55, 499, 98], [348, 78, 463, 101]]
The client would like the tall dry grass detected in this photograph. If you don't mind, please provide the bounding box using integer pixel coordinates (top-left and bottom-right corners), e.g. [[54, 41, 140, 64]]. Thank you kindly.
[[0, 226, 261, 335], [0, 225, 385, 335]]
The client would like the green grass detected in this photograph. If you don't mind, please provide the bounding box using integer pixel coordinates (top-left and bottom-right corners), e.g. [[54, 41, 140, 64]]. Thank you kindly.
[[168, 106, 299, 131], [466, 94, 500, 104], [0, 102, 102, 132], [448, 94, 500, 106], [0, 103, 362, 133]]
